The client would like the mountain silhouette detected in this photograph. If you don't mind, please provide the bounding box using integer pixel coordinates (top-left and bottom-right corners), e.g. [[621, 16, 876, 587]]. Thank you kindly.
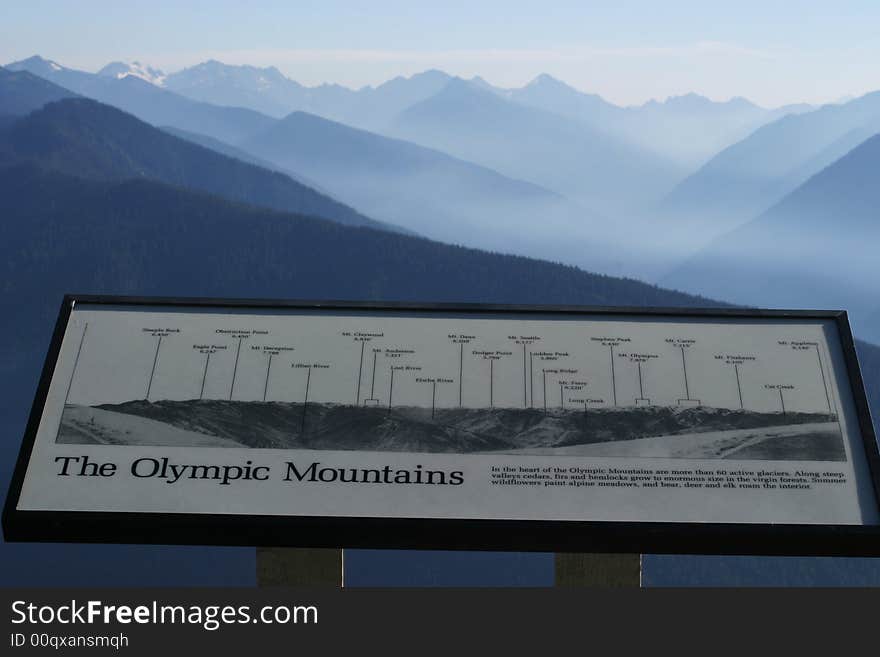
[[0, 98, 397, 232], [158, 125, 332, 195], [663, 133, 880, 343], [164, 59, 307, 118], [509, 76, 807, 167], [659, 91, 880, 244], [164, 61, 453, 130], [70, 399, 840, 460], [239, 109, 635, 276], [390, 77, 685, 215], [0, 66, 76, 116]]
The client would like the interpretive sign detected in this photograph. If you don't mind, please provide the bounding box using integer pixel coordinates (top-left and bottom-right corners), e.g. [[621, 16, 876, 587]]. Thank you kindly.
[[4, 296, 880, 555]]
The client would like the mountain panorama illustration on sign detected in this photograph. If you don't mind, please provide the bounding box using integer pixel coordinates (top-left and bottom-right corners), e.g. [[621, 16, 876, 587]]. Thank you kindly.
[[55, 309, 847, 463]]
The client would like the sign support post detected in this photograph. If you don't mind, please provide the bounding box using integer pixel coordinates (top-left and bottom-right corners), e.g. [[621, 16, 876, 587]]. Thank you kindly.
[[256, 548, 343, 586], [555, 553, 641, 587], [256, 551, 640, 587]]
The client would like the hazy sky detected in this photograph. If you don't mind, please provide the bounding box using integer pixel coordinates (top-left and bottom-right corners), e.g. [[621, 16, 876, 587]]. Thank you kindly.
[[3, 0, 879, 107]]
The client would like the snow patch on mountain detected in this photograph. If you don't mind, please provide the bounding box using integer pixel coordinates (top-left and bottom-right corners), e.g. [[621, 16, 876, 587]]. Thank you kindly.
[[98, 61, 166, 86]]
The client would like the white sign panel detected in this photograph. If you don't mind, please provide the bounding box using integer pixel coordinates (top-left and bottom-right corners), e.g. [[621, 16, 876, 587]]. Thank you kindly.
[[5, 298, 880, 554]]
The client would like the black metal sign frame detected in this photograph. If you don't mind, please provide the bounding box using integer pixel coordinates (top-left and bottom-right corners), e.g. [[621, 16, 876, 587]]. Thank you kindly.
[[4, 295, 879, 556]]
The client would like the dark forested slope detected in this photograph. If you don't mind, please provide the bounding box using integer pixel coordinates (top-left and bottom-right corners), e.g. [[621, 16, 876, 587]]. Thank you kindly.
[[0, 66, 76, 116], [0, 98, 397, 231]]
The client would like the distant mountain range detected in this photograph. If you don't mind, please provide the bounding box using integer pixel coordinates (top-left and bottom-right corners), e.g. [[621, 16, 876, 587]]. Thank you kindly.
[[12, 55, 880, 287], [163, 60, 309, 119], [505, 74, 812, 167], [659, 90, 880, 245], [163, 61, 455, 130], [73, 59, 692, 216], [6, 56, 274, 144], [0, 95, 397, 232], [663, 133, 880, 343], [388, 77, 685, 214], [99, 59, 812, 169], [2, 57, 625, 274], [10, 57, 827, 219]]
